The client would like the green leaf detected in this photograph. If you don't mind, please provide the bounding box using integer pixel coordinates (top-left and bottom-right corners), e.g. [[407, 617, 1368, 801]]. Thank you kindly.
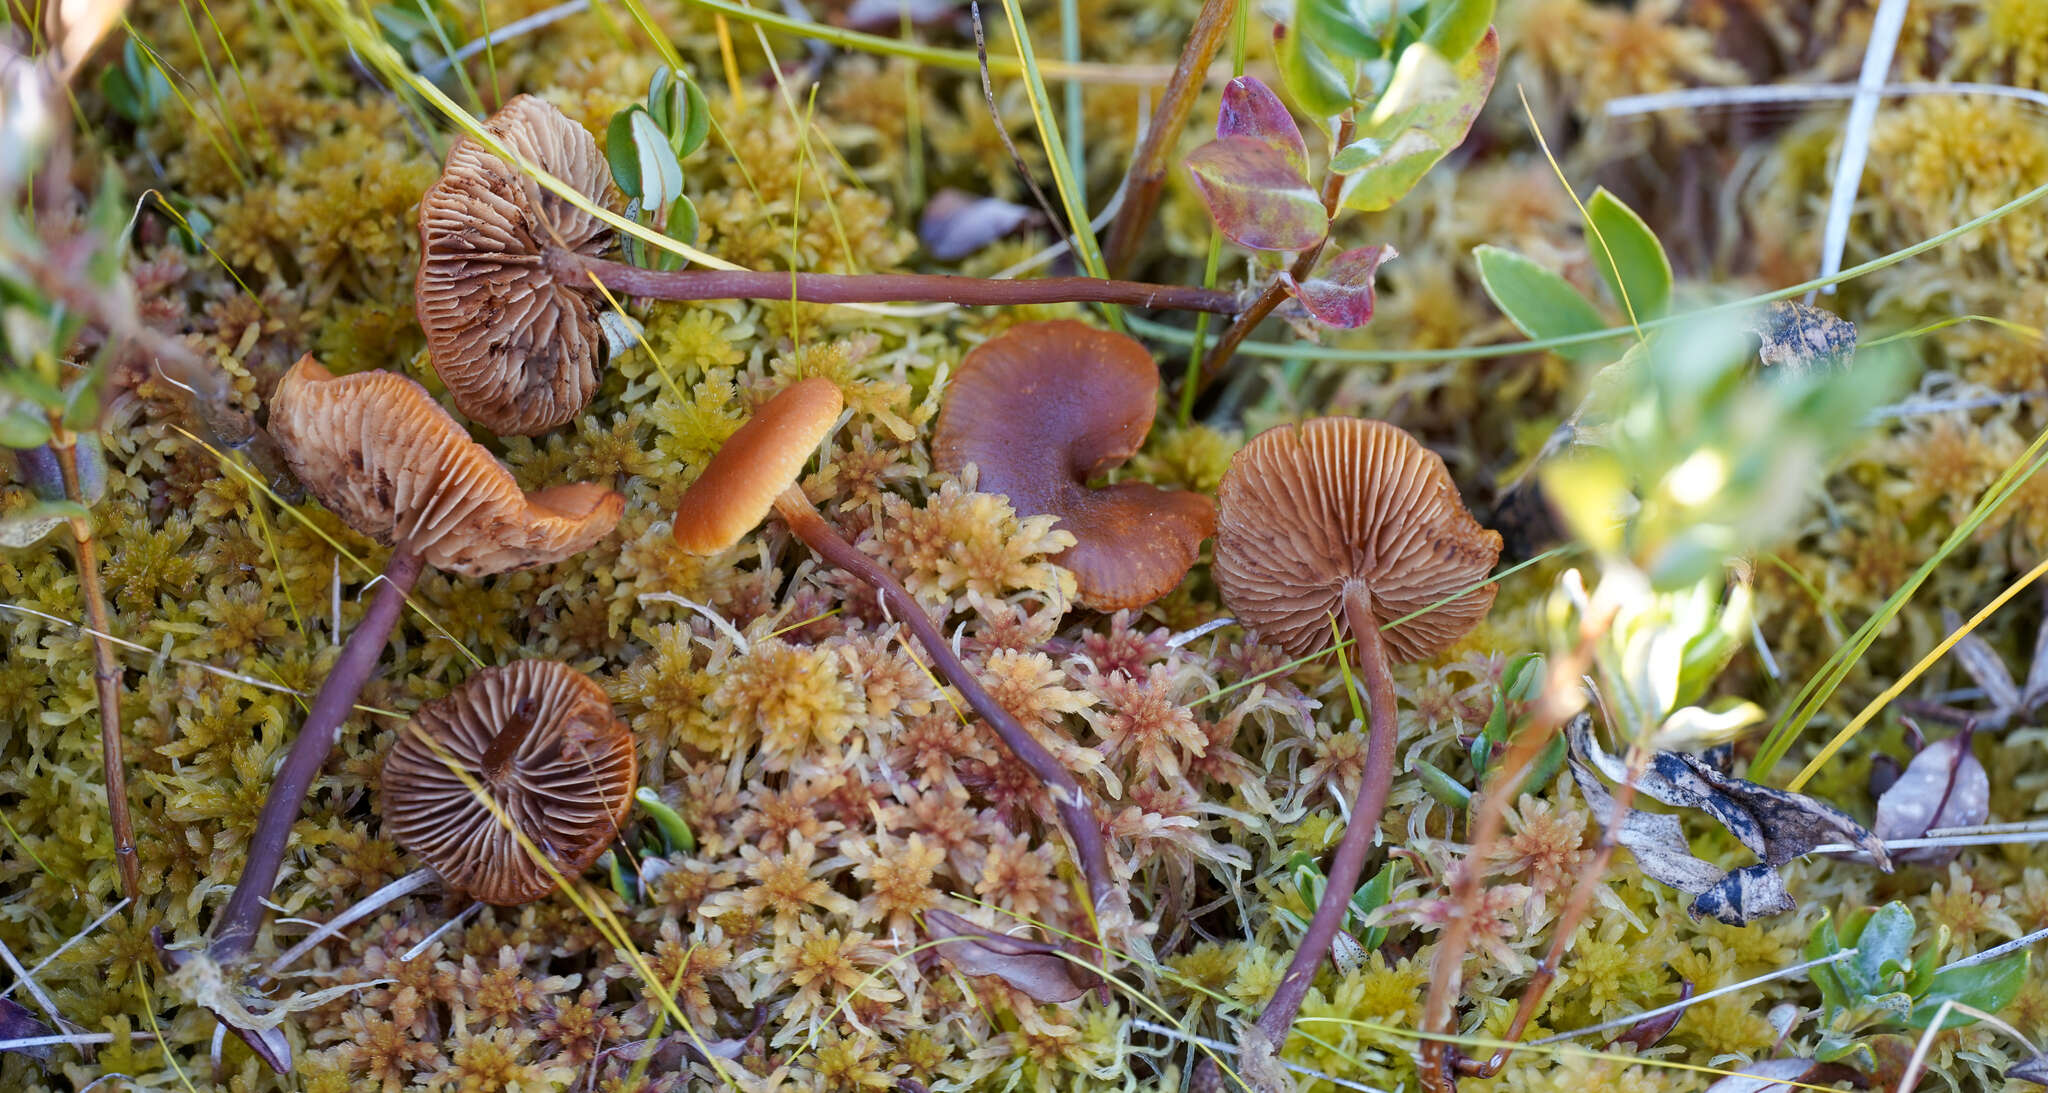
[[1412, 757, 1472, 809], [1907, 954, 2029, 1028], [630, 109, 684, 212], [1585, 188, 1673, 321], [1422, 0, 1493, 60], [1814, 1035, 1872, 1067], [1336, 28, 1498, 213], [60, 368, 102, 432], [1352, 858, 1403, 950], [1473, 244, 1606, 359], [0, 407, 52, 449], [1850, 903, 1915, 996], [1538, 448, 1628, 557], [0, 371, 64, 409], [606, 107, 644, 201], [0, 501, 82, 549], [1807, 913, 1851, 1017], [1276, 17, 1356, 119], [677, 75, 711, 158], [669, 194, 698, 246]]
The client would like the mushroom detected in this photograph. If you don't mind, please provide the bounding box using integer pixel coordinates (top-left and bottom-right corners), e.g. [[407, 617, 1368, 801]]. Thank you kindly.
[[670, 377, 1116, 916], [417, 99, 1239, 435], [382, 659, 637, 905], [1212, 417, 1501, 1048], [416, 93, 624, 436], [207, 355, 624, 964], [932, 320, 1215, 611]]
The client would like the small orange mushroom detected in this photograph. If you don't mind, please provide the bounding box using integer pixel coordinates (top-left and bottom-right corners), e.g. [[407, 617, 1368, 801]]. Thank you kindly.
[[933, 320, 1215, 611], [1212, 416, 1500, 1051], [382, 660, 637, 905], [670, 378, 1116, 919]]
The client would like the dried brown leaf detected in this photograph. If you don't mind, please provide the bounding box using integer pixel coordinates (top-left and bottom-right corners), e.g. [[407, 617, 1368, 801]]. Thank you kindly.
[[923, 909, 1093, 1003]]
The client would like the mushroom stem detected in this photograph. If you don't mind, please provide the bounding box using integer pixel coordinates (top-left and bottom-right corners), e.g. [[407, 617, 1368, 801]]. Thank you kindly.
[[208, 548, 427, 963], [768, 485, 1115, 912], [1253, 580, 1401, 1044], [481, 697, 540, 783], [549, 250, 1242, 315]]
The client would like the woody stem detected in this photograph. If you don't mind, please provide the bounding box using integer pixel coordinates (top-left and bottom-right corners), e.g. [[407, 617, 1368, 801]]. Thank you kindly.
[[771, 486, 1115, 915], [1100, 0, 1237, 275], [552, 251, 1241, 315], [209, 549, 424, 963], [50, 429, 140, 907]]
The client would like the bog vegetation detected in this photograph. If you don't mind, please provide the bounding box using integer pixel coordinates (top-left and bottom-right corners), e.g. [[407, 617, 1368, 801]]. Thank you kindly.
[[2, 1, 2048, 1091]]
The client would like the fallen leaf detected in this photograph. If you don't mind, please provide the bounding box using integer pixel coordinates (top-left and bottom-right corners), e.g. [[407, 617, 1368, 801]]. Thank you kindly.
[[917, 189, 1035, 262], [0, 997, 53, 1063], [1751, 301, 1855, 375], [1874, 732, 1990, 865], [2009, 1052, 2048, 1086], [1235, 1024, 1294, 1093], [1612, 979, 1692, 1051], [1702, 1057, 1816, 1093], [924, 909, 1093, 1003], [1568, 716, 1888, 924]]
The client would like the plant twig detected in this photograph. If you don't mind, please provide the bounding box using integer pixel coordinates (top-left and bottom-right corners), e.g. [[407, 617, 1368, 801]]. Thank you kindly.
[[553, 250, 1241, 313], [1417, 606, 1614, 1092], [1100, 0, 1236, 275], [49, 426, 140, 907], [1190, 117, 1354, 400]]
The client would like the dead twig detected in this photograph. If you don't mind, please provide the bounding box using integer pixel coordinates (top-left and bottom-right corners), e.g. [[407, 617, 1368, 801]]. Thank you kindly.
[[1101, 0, 1236, 275]]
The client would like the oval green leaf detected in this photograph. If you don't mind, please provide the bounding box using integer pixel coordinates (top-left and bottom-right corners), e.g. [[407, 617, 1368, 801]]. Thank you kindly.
[[1586, 187, 1673, 321], [1473, 244, 1605, 353]]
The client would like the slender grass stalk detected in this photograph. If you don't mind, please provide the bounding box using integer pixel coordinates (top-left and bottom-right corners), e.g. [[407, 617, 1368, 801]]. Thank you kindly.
[[1101, 0, 1233, 275], [171, 0, 255, 166], [993, 0, 1111, 282], [48, 426, 140, 907]]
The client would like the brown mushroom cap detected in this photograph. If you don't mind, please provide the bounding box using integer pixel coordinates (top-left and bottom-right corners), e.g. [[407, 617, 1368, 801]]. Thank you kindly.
[[1214, 418, 1501, 663], [416, 94, 622, 436], [268, 355, 624, 576], [382, 660, 637, 905], [672, 378, 844, 555], [932, 320, 1216, 610]]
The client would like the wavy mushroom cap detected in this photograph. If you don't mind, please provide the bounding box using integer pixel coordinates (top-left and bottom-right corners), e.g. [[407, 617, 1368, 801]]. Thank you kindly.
[[268, 356, 624, 576], [672, 378, 844, 555], [382, 660, 637, 905], [416, 94, 622, 436], [933, 320, 1216, 610], [1214, 417, 1501, 663]]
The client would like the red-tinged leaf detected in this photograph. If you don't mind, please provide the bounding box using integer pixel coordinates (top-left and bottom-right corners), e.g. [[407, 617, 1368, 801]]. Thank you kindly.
[[924, 909, 1094, 1003], [1280, 244, 1395, 328], [1611, 979, 1691, 1051], [1218, 76, 1308, 178], [1186, 135, 1327, 253]]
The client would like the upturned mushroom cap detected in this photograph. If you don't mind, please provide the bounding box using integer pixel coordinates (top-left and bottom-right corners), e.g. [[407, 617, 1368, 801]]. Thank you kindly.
[[268, 355, 624, 576], [932, 320, 1216, 610], [1214, 418, 1501, 663], [416, 94, 622, 436], [382, 660, 637, 905], [672, 378, 844, 555]]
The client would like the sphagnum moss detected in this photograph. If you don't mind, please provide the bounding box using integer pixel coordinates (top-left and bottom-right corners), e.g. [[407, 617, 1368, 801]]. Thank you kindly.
[[7, 2, 2048, 1090]]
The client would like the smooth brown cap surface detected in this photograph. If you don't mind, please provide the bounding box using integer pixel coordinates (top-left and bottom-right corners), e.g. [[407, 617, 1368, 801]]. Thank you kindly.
[[933, 320, 1215, 610], [269, 355, 625, 576], [382, 660, 637, 905], [672, 378, 844, 555], [417, 94, 622, 436], [1214, 418, 1501, 663]]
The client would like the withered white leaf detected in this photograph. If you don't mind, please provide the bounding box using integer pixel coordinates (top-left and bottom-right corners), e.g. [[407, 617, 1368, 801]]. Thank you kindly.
[[917, 189, 1035, 261], [924, 909, 1093, 1003], [1942, 607, 2023, 721], [1751, 300, 1855, 375], [0, 997, 53, 1063], [1874, 734, 1990, 865], [1568, 716, 1887, 924], [1702, 1057, 1817, 1093]]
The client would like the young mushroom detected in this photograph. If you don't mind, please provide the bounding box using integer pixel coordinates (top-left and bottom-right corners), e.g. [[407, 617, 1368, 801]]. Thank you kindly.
[[417, 96, 1239, 434], [207, 356, 625, 965], [932, 320, 1215, 611], [670, 377, 1116, 917], [382, 659, 637, 905], [1211, 417, 1501, 1053]]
